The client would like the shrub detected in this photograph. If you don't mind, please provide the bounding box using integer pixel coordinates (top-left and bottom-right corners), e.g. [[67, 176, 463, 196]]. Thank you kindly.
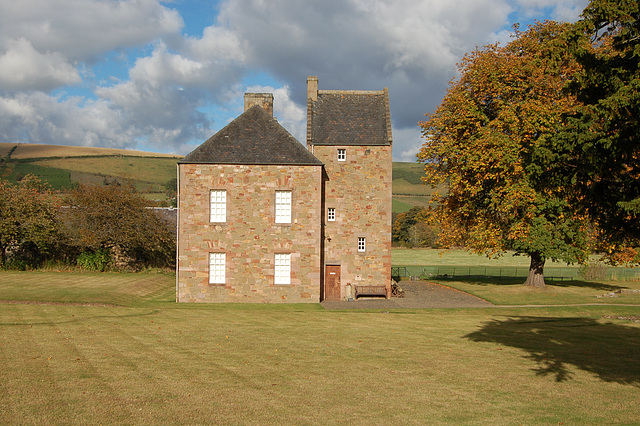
[[76, 249, 112, 272], [61, 182, 175, 270], [578, 262, 607, 281], [0, 175, 61, 267]]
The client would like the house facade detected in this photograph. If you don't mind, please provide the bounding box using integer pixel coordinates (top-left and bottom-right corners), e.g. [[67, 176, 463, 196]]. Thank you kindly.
[[176, 79, 392, 303]]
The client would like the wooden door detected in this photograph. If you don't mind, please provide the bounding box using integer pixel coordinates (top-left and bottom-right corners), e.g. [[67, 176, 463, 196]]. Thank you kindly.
[[325, 265, 341, 301]]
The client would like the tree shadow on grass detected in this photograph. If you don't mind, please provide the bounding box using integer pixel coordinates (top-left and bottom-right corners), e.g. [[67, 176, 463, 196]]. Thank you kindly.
[[465, 316, 640, 386], [546, 279, 628, 292]]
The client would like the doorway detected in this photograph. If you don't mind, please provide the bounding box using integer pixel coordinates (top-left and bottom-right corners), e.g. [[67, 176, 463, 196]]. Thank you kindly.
[[325, 265, 341, 301]]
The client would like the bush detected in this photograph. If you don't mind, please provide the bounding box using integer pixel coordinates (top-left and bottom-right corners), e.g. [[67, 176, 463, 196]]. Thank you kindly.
[[1, 258, 29, 271], [0, 175, 61, 267], [578, 262, 607, 281], [61, 182, 176, 270], [76, 249, 112, 272]]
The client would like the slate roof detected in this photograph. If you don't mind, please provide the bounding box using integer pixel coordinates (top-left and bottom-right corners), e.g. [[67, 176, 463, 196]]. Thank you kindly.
[[180, 105, 323, 165], [309, 90, 392, 146]]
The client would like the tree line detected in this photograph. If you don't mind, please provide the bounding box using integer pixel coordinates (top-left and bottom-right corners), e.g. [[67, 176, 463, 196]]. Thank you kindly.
[[392, 207, 438, 248], [418, 0, 639, 286], [0, 175, 175, 271]]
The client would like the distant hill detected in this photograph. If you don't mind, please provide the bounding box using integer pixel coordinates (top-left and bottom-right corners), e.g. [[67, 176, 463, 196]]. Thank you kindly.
[[392, 162, 442, 213], [1, 143, 435, 210], [0, 143, 181, 202], [0, 143, 180, 159]]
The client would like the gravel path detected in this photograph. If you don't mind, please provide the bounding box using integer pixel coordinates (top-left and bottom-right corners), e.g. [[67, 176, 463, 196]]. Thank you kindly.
[[321, 281, 493, 310]]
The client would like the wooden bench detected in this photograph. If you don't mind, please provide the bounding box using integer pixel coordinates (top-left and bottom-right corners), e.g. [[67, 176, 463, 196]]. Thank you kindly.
[[354, 285, 388, 299]]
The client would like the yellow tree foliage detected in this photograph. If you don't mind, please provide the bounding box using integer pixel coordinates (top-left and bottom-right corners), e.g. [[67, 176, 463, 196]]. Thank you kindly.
[[0, 175, 60, 268], [418, 21, 594, 287]]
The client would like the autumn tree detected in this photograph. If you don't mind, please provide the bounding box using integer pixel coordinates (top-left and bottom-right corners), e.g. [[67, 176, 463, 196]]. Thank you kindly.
[[418, 21, 593, 287], [545, 0, 640, 262], [0, 175, 61, 268], [61, 182, 175, 269]]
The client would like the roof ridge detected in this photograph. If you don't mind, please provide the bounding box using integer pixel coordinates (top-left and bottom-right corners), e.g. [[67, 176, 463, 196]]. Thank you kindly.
[[318, 90, 384, 95]]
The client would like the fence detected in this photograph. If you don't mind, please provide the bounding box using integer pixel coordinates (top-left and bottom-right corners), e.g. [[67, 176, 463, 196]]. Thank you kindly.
[[391, 265, 640, 282]]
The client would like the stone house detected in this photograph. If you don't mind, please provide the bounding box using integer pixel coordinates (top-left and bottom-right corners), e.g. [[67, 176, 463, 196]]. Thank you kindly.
[[176, 77, 392, 303]]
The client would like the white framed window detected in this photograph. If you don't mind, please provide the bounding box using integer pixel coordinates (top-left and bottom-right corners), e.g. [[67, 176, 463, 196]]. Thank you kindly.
[[337, 149, 346, 161], [209, 252, 225, 284], [358, 237, 366, 253], [275, 190, 292, 223], [327, 207, 336, 221], [210, 190, 227, 222], [274, 253, 291, 285]]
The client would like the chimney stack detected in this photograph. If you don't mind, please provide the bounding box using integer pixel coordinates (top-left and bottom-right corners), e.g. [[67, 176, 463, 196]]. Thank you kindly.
[[244, 93, 273, 116], [307, 76, 318, 101]]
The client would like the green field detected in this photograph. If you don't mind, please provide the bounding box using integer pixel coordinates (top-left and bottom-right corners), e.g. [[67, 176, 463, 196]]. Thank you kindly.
[[2, 145, 433, 209], [392, 162, 440, 212], [1, 143, 180, 197], [393, 248, 640, 283], [393, 248, 580, 266], [1, 270, 640, 424]]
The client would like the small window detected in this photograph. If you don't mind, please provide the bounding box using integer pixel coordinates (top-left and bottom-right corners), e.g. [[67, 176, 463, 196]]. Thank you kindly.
[[327, 207, 335, 221], [337, 149, 346, 161], [275, 191, 292, 223], [209, 253, 225, 284], [274, 253, 291, 285], [210, 190, 227, 222], [358, 237, 366, 252]]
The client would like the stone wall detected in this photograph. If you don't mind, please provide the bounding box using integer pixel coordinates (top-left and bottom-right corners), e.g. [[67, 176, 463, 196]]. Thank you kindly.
[[313, 144, 393, 299], [177, 163, 323, 303]]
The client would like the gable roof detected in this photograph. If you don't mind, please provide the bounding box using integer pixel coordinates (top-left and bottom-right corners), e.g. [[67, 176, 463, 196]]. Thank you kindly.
[[309, 89, 393, 146], [180, 105, 323, 165]]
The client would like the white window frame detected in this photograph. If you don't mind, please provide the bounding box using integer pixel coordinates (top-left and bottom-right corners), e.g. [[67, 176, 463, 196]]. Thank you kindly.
[[327, 207, 336, 222], [337, 148, 346, 161], [275, 190, 292, 224], [210, 190, 227, 222], [209, 252, 226, 284], [358, 237, 366, 253], [274, 253, 291, 285]]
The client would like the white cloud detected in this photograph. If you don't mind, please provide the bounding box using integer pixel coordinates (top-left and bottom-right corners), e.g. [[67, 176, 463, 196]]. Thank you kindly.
[[0, 38, 80, 91], [186, 26, 247, 65], [215, 0, 514, 160], [0, 0, 591, 158], [0, 92, 133, 148], [0, 0, 183, 94], [393, 127, 425, 163], [247, 84, 306, 142], [515, 0, 588, 22], [0, 0, 183, 60], [0, 1, 243, 151], [91, 39, 249, 150]]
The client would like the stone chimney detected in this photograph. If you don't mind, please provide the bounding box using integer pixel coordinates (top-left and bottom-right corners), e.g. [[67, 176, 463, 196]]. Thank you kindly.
[[244, 93, 273, 116], [307, 76, 318, 101]]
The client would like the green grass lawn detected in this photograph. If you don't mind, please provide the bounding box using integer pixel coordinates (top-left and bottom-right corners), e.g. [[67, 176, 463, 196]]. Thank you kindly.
[[1, 270, 640, 424], [393, 247, 571, 266], [433, 277, 640, 306]]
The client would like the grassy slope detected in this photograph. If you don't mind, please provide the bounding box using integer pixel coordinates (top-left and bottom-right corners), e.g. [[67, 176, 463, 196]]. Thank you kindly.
[[1, 270, 639, 424], [0, 142, 180, 159], [1, 143, 181, 193], [3, 145, 433, 208], [392, 162, 444, 212]]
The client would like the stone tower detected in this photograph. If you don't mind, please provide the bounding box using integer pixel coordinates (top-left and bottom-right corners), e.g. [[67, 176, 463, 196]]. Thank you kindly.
[[306, 76, 393, 301]]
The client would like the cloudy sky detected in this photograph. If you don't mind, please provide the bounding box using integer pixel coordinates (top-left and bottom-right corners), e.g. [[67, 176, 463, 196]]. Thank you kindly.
[[0, 0, 588, 161]]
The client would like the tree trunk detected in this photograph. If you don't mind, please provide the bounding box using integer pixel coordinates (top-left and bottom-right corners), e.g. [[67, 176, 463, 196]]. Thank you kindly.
[[524, 252, 546, 287]]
